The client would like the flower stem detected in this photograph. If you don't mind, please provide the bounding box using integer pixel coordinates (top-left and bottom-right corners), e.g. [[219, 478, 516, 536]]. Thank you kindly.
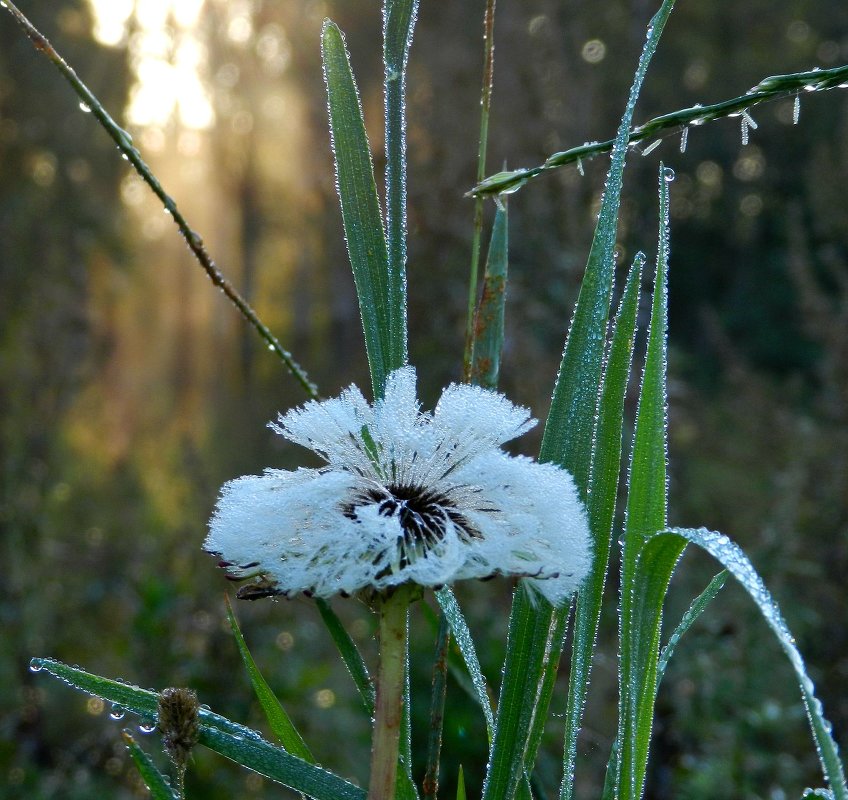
[[368, 588, 412, 800]]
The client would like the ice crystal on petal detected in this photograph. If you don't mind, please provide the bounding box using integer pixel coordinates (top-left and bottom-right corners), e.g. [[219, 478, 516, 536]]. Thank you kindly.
[[205, 367, 592, 605]]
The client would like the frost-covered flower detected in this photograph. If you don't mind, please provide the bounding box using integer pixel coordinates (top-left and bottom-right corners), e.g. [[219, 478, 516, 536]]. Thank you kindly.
[[205, 367, 591, 605]]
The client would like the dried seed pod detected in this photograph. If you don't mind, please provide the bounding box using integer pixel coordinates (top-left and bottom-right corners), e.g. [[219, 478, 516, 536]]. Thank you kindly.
[[157, 687, 200, 771]]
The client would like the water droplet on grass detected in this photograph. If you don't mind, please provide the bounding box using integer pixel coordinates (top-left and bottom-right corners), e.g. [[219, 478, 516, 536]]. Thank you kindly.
[[663, 167, 675, 182], [29, 659, 43, 673], [641, 139, 661, 156]]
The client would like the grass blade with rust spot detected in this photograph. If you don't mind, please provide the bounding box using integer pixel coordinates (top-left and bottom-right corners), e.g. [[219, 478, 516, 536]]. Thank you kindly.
[[470, 203, 509, 389]]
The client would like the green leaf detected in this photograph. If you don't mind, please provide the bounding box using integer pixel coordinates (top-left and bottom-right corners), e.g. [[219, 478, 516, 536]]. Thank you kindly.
[[456, 766, 467, 800], [481, 586, 560, 800], [656, 570, 728, 685], [224, 596, 314, 763], [423, 610, 450, 800], [560, 253, 644, 800], [322, 19, 397, 398], [435, 587, 494, 741], [30, 658, 366, 800], [315, 598, 375, 715], [382, 0, 418, 366], [653, 528, 848, 800], [397, 764, 419, 800], [470, 203, 509, 389], [616, 164, 682, 800], [540, 0, 677, 482], [398, 609, 420, 800], [121, 731, 180, 800], [487, 3, 677, 796]]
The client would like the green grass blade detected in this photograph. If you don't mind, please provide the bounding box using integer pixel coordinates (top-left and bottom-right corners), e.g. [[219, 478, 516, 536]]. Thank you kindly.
[[398, 610, 420, 800], [600, 736, 620, 800], [224, 596, 314, 762], [435, 587, 494, 741], [423, 610, 450, 800], [491, 3, 676, 794], [616, 164, 681, 800], [654, 528, 848, 800], [30, 658, 366, 800], [521, 611, 571, 792], [540, 0, 677, 482], [383, 0, 418, 367], [315, 598, 375, 715], [322, 19, 397, 398], [481, 586, 557, 800], [456, 765, 467, 800], [397, 763, 419, 800], [121, 731, 180, 800], [470, 203, 509, 389], [656, 570, 728, 685], [560, 253, 644, 800]]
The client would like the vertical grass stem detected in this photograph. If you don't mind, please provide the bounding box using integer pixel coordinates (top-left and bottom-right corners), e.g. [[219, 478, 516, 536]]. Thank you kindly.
[[463, 0, 497, 381]]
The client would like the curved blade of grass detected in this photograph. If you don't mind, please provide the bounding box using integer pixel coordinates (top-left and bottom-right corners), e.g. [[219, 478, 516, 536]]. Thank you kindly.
[[322, 19, 397, 398], [30, 658, 365, 800], [470, 202, 509, 389], [121, 731, 180, 800], [560, 253, 645, 800], [315, 598, 375, 715], [224, 596, 314, 762], [468, 63, 848, 197], [651, 528, 848, 800], [435, 587, 495, 741], [616, 164, 681, 800], [656, 570, 728, 685], [485, 5, 677, 798], [383, 0, 418, 365]]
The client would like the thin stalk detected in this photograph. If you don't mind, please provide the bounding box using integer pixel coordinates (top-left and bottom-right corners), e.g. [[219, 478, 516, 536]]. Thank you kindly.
[[2, 0, 317, 399], [422, 610, 451, 799], [468, 62, 848, 197], [462, 0, 497, 381], [368, 589, 413, 800]]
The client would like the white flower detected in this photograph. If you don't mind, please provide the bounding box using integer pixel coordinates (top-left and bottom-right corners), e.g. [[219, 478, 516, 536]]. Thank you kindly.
[[205, 367, 592, 606]]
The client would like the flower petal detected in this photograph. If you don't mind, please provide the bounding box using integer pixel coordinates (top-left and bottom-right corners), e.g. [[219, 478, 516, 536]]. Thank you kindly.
[[405, 382, 536, 485], [450, 451, 592, 605], [271, 384, 376, 475]]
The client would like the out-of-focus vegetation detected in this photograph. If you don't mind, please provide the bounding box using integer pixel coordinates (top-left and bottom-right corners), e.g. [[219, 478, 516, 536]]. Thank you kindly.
[[0, 1, 846, 797]]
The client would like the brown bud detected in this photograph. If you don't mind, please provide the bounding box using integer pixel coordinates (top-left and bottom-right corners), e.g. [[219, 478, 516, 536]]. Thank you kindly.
[[157, 687, 200, 770]]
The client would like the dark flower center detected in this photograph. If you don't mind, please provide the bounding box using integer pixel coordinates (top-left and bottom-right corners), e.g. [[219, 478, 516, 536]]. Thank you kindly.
[[343, 483, 481, 569]]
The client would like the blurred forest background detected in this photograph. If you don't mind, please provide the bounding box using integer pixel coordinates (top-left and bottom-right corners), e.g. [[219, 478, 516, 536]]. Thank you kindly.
[[1, 0, 847, 797]]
